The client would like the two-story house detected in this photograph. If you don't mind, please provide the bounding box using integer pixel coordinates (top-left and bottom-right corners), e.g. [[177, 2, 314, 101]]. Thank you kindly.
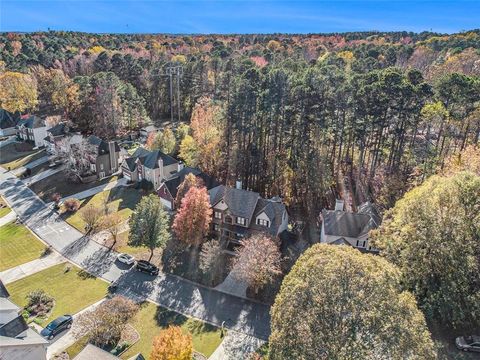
[[121, 147, 179, 189], [157, 166, 219, 210], [43, 122, 78, 155], [16, 115, 50, 147], [83, 136, 121, 179], [320, 200, 381, 252], [209, 182, 288, 252]]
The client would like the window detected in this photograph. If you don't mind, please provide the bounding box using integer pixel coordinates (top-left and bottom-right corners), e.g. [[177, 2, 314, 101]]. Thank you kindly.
[[214, 211, 222, 219], [90, 163, 96, 172], [236, 217, 246, 225], [213, 224, 219, 231], [257, 219, 270, 227], [224, 216, 233, 224], [100, 163, 104, 171]]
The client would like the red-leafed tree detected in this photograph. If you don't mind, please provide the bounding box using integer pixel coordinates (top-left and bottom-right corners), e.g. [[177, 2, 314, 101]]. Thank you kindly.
[[172, 186, 212, 247]]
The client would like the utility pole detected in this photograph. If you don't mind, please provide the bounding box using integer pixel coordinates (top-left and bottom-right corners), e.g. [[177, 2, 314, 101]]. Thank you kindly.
[[165, 64, 183, 123]]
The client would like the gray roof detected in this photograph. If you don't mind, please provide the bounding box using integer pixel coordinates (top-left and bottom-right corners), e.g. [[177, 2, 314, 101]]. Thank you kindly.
[[74, 344, 119, 360], [0, 109, 18, 129], [209, 185, 260, 220], [161, 167, 218, 198], [87, 135, 120, 155], [48, 122, 67, 136], [322, 202, 381, 238], [16, 115, 44, 129], [141, 150, 177, 169], [250, 198, 287, 236]]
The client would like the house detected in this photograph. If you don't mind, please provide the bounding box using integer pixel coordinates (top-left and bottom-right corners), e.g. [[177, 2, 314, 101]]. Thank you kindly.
[[320, 200, 381, 252], [84, 135, 121, 179], [73, 344, 144, 360], [0, 282, 48, 360], [16, 115, 50, 147], [43, 123, 83, 156], [121, 147, 178, 189], [209, 182, 288, 252], [0, 109, 19, 136], [157, 166, 219, 210]]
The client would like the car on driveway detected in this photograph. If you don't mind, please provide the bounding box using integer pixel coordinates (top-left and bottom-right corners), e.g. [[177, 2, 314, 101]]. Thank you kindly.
[[135, 260, 159, 276], [456, 335, 480, 352], [40, 315, 73, 340], [117, 253, 135, 265]]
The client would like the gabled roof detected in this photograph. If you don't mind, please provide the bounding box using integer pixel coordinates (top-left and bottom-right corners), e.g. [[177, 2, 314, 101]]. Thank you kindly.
[[131, 147, 151, 159], [250, 198, 287, 236], [47, 122, 67, 136], [0, 280, 9, 298], [74, 343, 119, 360], [0, 109, 18, 129], [322, 202, 381, 239], [160, 167, 219, 198], [142, 150, 177, 169], [209, 185, 260, 220], [87, 135, 120, 155], [123, 157, 137, 172], [16, 115, 45, 129]]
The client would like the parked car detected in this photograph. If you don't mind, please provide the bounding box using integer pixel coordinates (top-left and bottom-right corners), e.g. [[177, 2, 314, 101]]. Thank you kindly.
[[456, 335, 480, 352], [117, 253, 135, 265], [40, 315, 73, 340], [135, 260, 159, 276]]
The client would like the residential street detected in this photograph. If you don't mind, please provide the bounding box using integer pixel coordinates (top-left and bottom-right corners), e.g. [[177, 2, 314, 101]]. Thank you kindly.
[[0, 167, 271, 340]]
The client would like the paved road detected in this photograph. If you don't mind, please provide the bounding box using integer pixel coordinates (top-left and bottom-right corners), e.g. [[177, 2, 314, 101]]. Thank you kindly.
[[0, 167, 271, 340], [11, 154, 50, 176]]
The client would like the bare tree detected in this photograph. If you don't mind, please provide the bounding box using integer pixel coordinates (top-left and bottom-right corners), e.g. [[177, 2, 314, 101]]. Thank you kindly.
[[79, 204, 103, 233], [233, 234, 282, 294], [101, 212, 123, 245], [72, 296, 138, 348], [199, 239, 223, 284], [57, 137, 95, 181]]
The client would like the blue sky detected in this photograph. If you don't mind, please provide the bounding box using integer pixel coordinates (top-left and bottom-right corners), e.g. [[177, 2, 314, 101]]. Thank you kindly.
[[1, 1, 478, 34]]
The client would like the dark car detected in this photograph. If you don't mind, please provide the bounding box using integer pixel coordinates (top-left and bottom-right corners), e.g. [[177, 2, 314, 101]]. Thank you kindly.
[[456, 335, 480, 353], [40, 315, 73, 340], [135, 260, 159, 276]]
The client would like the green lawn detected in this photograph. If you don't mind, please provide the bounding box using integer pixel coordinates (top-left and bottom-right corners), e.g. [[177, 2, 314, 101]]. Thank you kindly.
[[6, 263, 108, 326], [0, 222, 46, 271], [120, 302, 223, 359], [0, 196, 11, 218], [65, 187, 142, 232], [0, 142, 35, 168]]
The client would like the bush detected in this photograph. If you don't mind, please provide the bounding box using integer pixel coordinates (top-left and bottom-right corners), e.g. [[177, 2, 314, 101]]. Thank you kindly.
[[63, 198, 80, 212], [26, 289, 54, 318]]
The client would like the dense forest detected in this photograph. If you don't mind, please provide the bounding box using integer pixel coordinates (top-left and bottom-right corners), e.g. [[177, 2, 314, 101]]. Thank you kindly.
[[1, 30, 479, 220]]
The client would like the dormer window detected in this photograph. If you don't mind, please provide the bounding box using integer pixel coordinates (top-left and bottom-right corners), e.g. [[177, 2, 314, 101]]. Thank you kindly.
[[257, 219, 270, 227], [236, 217, 246, 226]]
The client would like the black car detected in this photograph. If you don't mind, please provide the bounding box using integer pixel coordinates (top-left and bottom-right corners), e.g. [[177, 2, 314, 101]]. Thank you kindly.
[[135, 260, 159, 276], [40, 315, 73, 340], [456, 335, 480, 353]]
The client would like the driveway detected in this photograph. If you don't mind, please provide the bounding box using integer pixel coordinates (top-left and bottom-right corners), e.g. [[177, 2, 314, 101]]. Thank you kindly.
[[0, 167, 271, 340], [11, 154, 50, 176]]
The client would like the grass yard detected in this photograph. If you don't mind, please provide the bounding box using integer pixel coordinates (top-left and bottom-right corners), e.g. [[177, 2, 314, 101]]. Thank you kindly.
[[30, 169, 118, 202], [0, 142, 35, 167], [65, 186, 142, 232], [0, 222, 46, 271], [0, 196, 11, 218], [6, 262, 108, 326], [1, 147, 46, 171], [120, 302, 223, 359]]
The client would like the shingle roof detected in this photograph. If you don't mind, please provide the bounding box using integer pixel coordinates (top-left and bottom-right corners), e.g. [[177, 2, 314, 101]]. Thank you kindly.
[[16, 115, 44, 129], [87, 135, 120, 155], [161, 167, 218, 197], [250, 198, 287, 236], [0, 280, 9, 298], [124, 157, 137, 171], [74, 344, 119, 360], [0, 316, 28, 337], [48, 122, 67, 136], [209, 185, 260, 220], [322, 204, 380, 238], [140, 150, 178, 169]]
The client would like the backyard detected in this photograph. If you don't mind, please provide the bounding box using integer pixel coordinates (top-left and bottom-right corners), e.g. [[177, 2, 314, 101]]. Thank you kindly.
[[0, 222, 46, 271], [6, 262, 108, 326], [29, 169, 118, 202]]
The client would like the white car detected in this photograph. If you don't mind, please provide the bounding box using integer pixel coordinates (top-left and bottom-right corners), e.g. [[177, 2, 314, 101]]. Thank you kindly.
[[116, 253, 135, 265]]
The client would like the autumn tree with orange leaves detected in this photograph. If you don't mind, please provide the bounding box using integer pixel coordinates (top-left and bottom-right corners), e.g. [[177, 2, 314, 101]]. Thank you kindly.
[[172, 186, 212, 247], [150, 326, 192, 360]]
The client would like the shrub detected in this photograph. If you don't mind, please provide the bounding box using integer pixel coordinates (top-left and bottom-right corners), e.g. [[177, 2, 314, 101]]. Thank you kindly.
[[26, 289, 54, 318], [63, 198, 80, 212]]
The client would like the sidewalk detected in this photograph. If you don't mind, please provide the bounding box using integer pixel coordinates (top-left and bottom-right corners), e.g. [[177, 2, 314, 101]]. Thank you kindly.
[[60, 177, 128, 201], [209, 330, 265, 360], [46, 298, 106, 359], [0, 210, 16, 227], [0, 252, 65, 284]]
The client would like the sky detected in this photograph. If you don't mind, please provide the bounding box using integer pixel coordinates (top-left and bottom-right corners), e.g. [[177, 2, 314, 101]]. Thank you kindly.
[[0, 1, 478, 34]]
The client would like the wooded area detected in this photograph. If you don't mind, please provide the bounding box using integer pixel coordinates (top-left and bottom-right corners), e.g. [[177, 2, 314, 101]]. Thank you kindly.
[[1, 30, 479, 217]]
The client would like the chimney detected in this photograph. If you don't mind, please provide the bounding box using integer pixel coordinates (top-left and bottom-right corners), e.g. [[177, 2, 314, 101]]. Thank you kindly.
[[178, 161, 184, 172], [108, 141, 118, 171], [235, 180, 242, 190], [335, 199, 344, 212]]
